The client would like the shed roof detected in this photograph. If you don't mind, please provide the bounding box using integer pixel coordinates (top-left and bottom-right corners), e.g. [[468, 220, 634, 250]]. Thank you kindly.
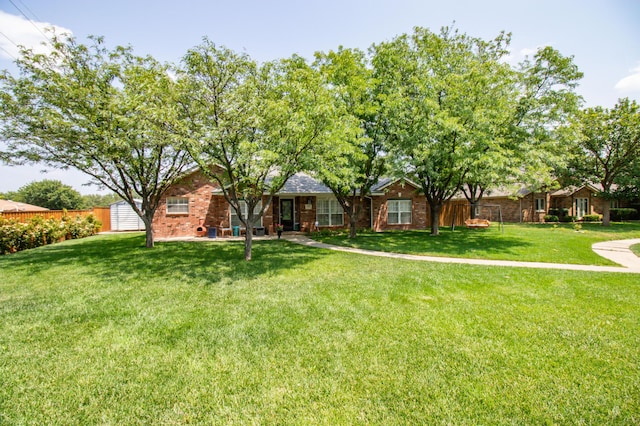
[[109, 199, 141, 207]]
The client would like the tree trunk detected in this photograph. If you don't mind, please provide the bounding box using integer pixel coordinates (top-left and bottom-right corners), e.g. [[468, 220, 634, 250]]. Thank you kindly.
[[463, 184, 484, 220], [142, 214, 154, 248], [602, 202, 611, 227], [244, 222, 253, 261], [349, 215, 358, 239], [430, 203, 441, 236], [470, 201, 479, 219]]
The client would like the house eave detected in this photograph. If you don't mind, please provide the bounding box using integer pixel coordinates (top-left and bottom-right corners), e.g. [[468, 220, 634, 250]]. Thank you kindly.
[[371, 177, 421, 194]]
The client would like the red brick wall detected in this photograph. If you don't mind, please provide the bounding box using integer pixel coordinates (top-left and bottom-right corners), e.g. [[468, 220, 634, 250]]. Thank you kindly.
[[479, 192, 549, 223], [523, 192, 550, 223], [355, 199, 372, 230], [152, 170, 221, 238], [298, 196, 316, 232], [371, 181, 427, 231], [153, 168, 283, 238], [480, 197, 522, 222]]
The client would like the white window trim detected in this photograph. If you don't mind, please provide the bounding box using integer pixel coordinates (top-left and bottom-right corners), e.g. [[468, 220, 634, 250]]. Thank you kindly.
[[535, 198, 546, 212], [388, 199, 412, 225], [316, 197, 343, 227], [166, 197, 189, 215], [230, 200, 263, 228]]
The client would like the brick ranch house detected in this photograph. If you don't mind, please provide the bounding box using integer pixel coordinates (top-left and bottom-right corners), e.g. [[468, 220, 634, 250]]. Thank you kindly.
[[152, 170, 628, 238], [152, 170, 429, 238]]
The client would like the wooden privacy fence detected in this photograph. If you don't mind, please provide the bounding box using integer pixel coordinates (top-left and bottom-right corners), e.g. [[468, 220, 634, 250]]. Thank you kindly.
[[1, 207, 111, 232], [427, 200, 471, 227]]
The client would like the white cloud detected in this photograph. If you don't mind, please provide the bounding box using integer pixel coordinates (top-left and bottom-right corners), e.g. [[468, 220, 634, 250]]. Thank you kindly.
[[614, 64, 640, 92], [0, 10, 72, 60], [503, 45, 548, 65], [519, 47, 538, 57]]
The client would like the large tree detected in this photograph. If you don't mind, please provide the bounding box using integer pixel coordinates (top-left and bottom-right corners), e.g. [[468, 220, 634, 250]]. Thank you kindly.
[[463, 46, 583, 218], [513, 46, 583, 216], [568, 98, 640, 226], [373, 26, 515, 235], [313, 47, 386, 238], [181, 40, 342, 260], [15, 179, 84, 210], [0, 34, 193, 247]]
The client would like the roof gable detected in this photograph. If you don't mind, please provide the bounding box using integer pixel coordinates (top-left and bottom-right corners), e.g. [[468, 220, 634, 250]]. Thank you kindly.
[[371, 177, 421, 194], [551, 183, 605, 197]]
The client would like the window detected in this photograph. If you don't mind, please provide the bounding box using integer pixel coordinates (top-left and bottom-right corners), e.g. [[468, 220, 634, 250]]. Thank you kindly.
[[535, 198, 546, 212], [610, 199, 619, 209], [388, 199, 412, 224], [230, 200, 262, 227], [167, 197, 189, 214], [316, 198, 343, 226]]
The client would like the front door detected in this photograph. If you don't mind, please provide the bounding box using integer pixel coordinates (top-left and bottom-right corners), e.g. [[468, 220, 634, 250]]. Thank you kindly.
[[280, 199, 294, 231], [575, 198, 588, 219]]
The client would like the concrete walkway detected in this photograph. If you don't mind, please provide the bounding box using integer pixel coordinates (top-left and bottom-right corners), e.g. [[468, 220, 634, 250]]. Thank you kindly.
[[592, 238, 640, 272], [284, 235, 640, 274], [155, 233, 640, 273]]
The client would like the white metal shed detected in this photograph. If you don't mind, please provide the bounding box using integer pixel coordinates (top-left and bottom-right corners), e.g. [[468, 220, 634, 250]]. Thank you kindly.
[[110, 200, 145, 231]]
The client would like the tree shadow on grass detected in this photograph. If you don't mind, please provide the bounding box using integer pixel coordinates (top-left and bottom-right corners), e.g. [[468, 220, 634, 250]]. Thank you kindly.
[[1, 233, 325, 286], [320, 227, 532, 258]]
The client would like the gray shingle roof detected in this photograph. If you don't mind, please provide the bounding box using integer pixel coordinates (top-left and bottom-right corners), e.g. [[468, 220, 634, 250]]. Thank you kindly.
[[277, 175, 421, 196], [551, 183, 613, 197], [278, 173, 333, 195], [371, 177, 394, 193]]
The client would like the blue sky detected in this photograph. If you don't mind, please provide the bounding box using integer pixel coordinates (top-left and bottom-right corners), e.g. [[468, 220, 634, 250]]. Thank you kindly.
[[1, 0, 639, 194]]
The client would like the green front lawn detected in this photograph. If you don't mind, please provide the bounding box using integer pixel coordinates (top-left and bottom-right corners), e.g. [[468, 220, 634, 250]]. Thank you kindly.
[[1, 233, 639, 424], [314, 222, 640, 265]]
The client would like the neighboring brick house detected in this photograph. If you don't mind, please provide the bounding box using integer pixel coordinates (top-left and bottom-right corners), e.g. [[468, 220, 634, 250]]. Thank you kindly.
[[471, 187, 551, 223], [0, 199, 49, 212], [152, 171, 631, 238], [471, 183, 629, 223], [550, 184, 629, 218]]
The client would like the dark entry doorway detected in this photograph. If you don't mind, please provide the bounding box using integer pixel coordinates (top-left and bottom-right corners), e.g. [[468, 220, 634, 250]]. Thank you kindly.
[[280, 199, 294, 231]]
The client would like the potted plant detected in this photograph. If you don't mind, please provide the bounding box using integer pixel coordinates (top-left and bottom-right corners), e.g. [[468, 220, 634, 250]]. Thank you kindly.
[[275, 223, 284, 239]]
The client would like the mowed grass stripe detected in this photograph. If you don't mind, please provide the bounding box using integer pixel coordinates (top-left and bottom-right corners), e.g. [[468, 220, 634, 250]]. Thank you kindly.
[[314, 222, 640, 265]]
